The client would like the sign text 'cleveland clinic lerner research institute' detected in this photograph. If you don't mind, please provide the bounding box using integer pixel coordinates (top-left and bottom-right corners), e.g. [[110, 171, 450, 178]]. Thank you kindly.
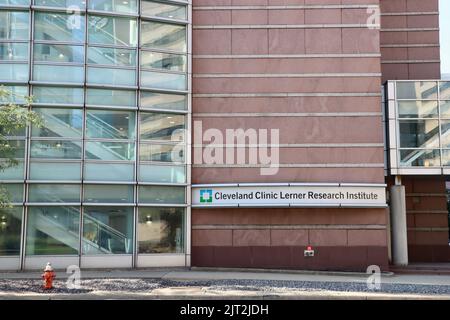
[[192, 184, 387, 208]]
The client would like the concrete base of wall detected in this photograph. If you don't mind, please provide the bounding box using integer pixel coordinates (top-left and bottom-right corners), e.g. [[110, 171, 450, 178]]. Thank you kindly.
[[408, 245, 450, 263]]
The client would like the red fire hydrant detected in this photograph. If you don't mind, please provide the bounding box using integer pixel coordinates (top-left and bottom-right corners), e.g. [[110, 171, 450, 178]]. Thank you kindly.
[[41, 262, 56, 290]]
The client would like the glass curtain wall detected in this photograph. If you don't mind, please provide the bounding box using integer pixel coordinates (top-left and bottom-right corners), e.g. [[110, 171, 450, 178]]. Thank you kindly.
[[396, 81, 450, 167], [0, 0, 190, 268]]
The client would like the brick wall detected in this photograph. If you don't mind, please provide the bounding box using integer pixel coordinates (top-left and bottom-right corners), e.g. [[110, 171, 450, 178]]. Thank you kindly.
[[380, 0, 441, 82]]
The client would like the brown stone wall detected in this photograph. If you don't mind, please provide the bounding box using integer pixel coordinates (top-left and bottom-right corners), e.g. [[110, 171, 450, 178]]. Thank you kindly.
[[192, 208, 389, 271], [380, 0, 441, 82], [191, 0, 388, 270]]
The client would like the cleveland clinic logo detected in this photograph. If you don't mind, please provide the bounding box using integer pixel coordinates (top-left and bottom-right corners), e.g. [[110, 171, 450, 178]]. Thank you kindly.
[[200, 189, 213, 203]]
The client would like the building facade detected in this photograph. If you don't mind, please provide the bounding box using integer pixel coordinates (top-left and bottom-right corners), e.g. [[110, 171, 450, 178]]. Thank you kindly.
[[0, 0, 448, 271]]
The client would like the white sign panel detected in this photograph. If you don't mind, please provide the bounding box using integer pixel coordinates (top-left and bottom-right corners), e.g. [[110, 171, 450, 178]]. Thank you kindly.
[[192, 184, 387, 208]]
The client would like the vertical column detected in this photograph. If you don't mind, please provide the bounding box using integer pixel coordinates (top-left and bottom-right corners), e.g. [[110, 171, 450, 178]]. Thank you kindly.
[[390, 176, 408, 266]]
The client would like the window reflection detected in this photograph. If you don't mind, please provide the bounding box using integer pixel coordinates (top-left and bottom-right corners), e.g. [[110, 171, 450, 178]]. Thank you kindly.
[[138, 207, 184, 254], [89, 0, 137, 14], [88, 46, 136, 66], [0, 207, 22, 256], [33, 86, 84, 105], [140, 112, 185, 141], [141, 1, 186, 20], [32, 108, 83, 138], [82, 207, 133, 255], [138, 186, 185, 204], [35, 12, 85, 43], [30, 140, 82, 159], [28, 184, 81, 203], [86, 88, 136, 107], [140, 91, 186, 111], [88, 15, 137, 47], [26, 206, 80, 255], [0, 43, 28, 61], [141, 21, 186, 52], [397, 81, 438, 100], [0, 11, 29, 40], [86, 110, 135, 139], [141, 51, 186, 72], [34, 44, 84, 63], [399, 120, 439, 149]]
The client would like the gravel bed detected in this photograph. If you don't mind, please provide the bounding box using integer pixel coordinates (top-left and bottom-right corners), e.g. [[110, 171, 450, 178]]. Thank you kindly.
[[0, 278, 449, 296]]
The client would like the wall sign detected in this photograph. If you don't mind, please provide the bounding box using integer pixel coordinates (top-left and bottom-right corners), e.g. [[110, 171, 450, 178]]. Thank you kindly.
[[192, 183, 387, 208]]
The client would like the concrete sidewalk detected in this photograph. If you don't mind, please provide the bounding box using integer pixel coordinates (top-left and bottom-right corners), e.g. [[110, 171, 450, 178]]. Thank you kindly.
[[2, 268, 450, 286], [1, 268, 450, 300]]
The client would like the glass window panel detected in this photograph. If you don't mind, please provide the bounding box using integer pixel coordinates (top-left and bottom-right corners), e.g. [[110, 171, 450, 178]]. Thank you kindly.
[[140, 112, 185, 141], [84, 185, 133, 203], [26, 206, 80, 255], [87, 67, 136, 86], [84, 162, 134, 181], [82, 206, 133, 254], [0, 140, 26, 158], [88, 15, 137, 47], [141, 21, 186, 52], [1, 184, 23, 203], [139, 143, 184, 163], [140, 91, 186, 111], [399, 120, 439, 149], [32, 108, 83, 138], [34, 12, 85, 43], [141, 70, 186, 91], [141, 1, 186, 20], [139, 164, 185, 183], [397, 101, 438, 119], [138, 186, 185, 204], [0, 11, 29, 40], [0, 207, 23, 256], [87, 46, 136, 66], [86, 110, 135, 139], [0, 0, 30, 4], [138, 207, 184, 254], [0, 43, 28, 61], [0, 124, 26, 137], [441, 101, 450, 118], [30, 140, 82, 159], [0, 85, 27, 104], [34, 0, 86, 8], [441, 150, 450, 166], [33, 65, 84, 83], [440, 82, 450, 100], [0, 160, 24, 180], [88, 0, 137, 13], [86, 88, 136, 107], [34, 44, 84, 63], [85, 141, 135, 161], [397, 81, 438, 100], [33, 86, 84, 105], [440, 121, 450, 148], [28, 184, 80, 203], [400, 149, 440, 167], [0, 64, 28, 81], [141, 51, 186, 72], [29, 161, 81, 180]]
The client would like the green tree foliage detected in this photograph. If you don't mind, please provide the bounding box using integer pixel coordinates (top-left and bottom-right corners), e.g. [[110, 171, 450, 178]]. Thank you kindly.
[[0, 87, 42, 208]]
